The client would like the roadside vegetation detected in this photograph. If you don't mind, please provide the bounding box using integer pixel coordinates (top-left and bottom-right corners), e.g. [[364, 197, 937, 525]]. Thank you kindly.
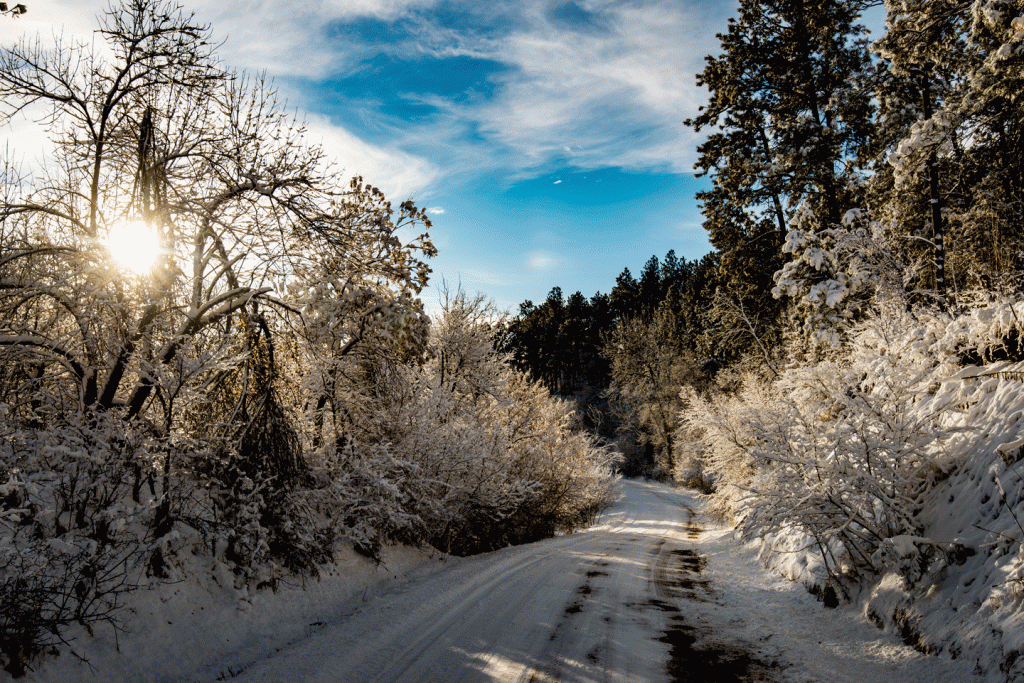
[[0, 2, 614, 676]]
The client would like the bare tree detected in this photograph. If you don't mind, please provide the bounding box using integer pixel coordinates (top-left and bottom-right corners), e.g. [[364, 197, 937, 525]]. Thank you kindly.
[[0, 0, 435, 426], [603, 307, 702, 477]]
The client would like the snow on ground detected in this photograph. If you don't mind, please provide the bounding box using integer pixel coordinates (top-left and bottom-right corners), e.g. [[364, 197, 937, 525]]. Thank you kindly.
[[698, 514, 985, 683], [22, 543, 454, 683], [23, 479, 990, 682]]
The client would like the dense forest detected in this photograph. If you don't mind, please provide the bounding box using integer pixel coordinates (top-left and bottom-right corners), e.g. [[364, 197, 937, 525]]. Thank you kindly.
[[498, 250, 720, 476]]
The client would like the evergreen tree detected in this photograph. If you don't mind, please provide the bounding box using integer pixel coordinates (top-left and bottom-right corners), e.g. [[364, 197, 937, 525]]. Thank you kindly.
[[637, 255, 664, 320], [687, 0, 876, 357], [660, 249, 685, 293], [873, 0, 1024, 292], [609, 267, 639, 321], [500, 286, 612, 395], [560, 291, 591, 392], [586, 291, 614, 388], [666, 252, 721, 363]]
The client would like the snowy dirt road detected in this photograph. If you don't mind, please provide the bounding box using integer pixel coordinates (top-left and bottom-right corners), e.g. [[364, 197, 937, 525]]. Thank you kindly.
[[222, 480, 985, 683]]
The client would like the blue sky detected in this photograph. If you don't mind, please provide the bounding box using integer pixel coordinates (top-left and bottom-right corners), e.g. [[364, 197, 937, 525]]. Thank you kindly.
[[1, 0, 885, 314], [266, 0, 734, 313]]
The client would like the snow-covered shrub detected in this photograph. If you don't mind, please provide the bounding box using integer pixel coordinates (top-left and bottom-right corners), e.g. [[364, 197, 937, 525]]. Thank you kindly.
[[670, 403, 715, 494], [742, 358, 953, 581], [379, 291, 617, 555], [919, 291, 1024, 366], [315, 444, 426, 555], [678, 373, 767, 521], [289, 287, 616, 559], [772, 205, 909, 353], [856, 303, 1024, 674], [0, 410, 147, 676], [683, 300, 965, 589], [171, 321, 342, 583], [687, 294, 1024, 602]]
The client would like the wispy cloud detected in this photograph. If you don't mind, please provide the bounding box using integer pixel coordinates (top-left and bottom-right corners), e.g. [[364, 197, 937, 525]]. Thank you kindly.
[[0, 4, 100, 45], [195, 0, 727, 185], [304, 114, 440, 200], [0, 104, 55, 168], [387, 0, 730, 178], [3, 0, 731, 193], [450, 267, 508, 288], [192, 0, 442, 78]]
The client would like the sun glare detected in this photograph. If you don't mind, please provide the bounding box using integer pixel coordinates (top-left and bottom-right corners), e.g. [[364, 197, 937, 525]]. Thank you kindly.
[[107, 220, 160, 275]]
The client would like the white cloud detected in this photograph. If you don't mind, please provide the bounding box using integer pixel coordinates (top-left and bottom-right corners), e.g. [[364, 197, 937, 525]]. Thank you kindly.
[[526, 250, 557, 272], [190, 0, 443, 78], [553, 179, 562, 184], [469, 0, 723, 174], [0, 104, 56, 169], [427, 207, 446, 215], [0, 4, 440, 204], [449, 266, 507, 287], [304, 114, 440, 200], [379, 0, 730, 180], [0, 5, 98, 45], [1, 0, 731, 189]]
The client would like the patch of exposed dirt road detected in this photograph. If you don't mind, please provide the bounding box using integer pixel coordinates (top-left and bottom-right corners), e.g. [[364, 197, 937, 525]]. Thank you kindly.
[[653, 503, 783, 683]]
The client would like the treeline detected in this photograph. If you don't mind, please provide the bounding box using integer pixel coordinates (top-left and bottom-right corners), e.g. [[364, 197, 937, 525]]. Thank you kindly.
[[499, 250, 720, 392], [498, 251, 719, 476], [500, 0, 1024, 481]]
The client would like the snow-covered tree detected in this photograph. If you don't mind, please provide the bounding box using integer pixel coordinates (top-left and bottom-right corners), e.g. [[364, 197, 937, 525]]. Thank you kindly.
[[772, 205, 910, 351], [370, 289, 617, 555], [872, 0, 1024, 291], [686, 0, 876, 359], [603, 303, 702, 477], [0, 0, 434, 536], [0, 1, 435, 671]]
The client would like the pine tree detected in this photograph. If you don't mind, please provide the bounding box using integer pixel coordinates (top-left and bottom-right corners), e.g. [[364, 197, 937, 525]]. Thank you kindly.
[[873, 0, 1024, 292], [637, 255, 663, 320], [609, 267, 639, 321], [687, 0, 876, 356]]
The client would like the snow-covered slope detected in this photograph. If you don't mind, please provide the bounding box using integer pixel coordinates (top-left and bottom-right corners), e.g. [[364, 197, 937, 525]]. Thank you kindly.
[[683, 297, 1024, 682], [862, 360, 1024, 680]]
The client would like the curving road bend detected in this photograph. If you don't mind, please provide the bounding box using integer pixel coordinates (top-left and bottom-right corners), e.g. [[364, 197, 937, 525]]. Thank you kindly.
[[223, 479, 983, 683], [225, 480, 774, 683]]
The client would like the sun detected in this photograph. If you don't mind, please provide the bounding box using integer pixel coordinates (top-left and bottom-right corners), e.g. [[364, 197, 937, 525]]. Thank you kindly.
[[106, 220, 160, 275]]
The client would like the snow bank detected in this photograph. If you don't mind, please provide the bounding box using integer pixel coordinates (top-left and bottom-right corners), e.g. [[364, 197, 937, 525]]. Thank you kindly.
[[21, 543, 453, 683], [687, 296, 1024, 681], [863, 360, 1024, 680]]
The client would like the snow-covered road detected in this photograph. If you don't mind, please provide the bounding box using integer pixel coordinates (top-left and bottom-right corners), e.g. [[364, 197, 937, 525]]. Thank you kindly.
[[222, 480, 985, 683]]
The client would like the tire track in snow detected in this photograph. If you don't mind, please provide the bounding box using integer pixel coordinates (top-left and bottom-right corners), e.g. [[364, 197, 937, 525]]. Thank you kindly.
[[222, 480, 780, 683], [644, 487, 783, 683]]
